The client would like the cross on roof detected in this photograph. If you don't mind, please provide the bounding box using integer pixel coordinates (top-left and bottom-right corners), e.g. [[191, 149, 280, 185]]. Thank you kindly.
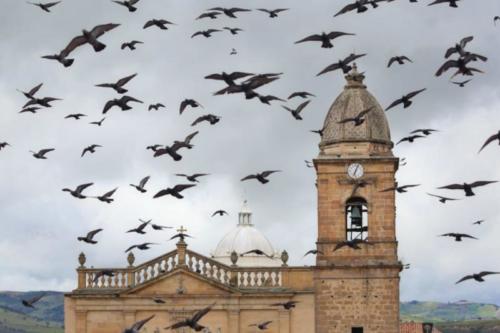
[[177, 225, 187, 234]]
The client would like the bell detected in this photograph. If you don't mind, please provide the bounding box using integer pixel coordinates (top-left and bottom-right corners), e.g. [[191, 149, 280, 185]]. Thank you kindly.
[[422, 323, 433, 333], [350, 205, 363, 226]]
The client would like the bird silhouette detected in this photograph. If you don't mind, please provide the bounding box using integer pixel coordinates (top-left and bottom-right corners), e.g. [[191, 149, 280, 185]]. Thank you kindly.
[[17, 83, 43, 99], [143, 19, 175, 30], [257, 8, 289, 18], [241, 249, 274, 258], [0, 142, 11, 151], [180, 99, 203, 114], [153, 184, 196, 199], [130, 176, 150, 193], [241, 170, 281, 184], [333, 239, 372, 251], [21, 293, 46, 308], [270, 301, 299, 309], [27, 1, 61, 12], [196, 11, 222, 20], [388, 56, 413, 67], [317, 53, 366, 75], [303, 249, 323, 257], [385, 88, 426, 111], [191, 29, 221, 38], [95, 188, 117, 203], [438, 181, 498, 196], [30, 148, 55, 159], [456, 272, 500, 284], [282, 100, 311, 120], [223, 27, 243, 35], [127, 220, 150, 234], [209, 7, 251, 18], [212, 210, 228, 217], [65, 113, 87, 120], [440, 233, 477, 242], [103, 95, 143, 114], [89, 117, 106, 126], [337, 107, 373, 126], [148, 103, 165, 111], [125, 243, 157, 252], [112, 0, 140, 12], [478, 130, 500, 153], [451, 79, 472, 87], [410, 129, 438, 136], [121, 40, 143, 50], [295, 31, 354, 48], [288, 91, 315, 99], [164, 304, 214, 331], [81, 144, 102, 157], [77, 229, 103, 244], [396, 135, 425, 145], [380, 184, 420, 193], [426, 193, 459, 203], [123, 315, 155, 333], [249, 321, 273, 330], [191, 114, 220, 126], [95, 73, 137, 94], [62, 183, 94, 199], [428, 0, 460, 8], [175, 173, 209, 182]]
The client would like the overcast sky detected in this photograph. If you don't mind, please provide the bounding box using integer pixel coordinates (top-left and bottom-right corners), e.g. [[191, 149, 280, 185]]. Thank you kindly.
[[1, 0, 500, 305]]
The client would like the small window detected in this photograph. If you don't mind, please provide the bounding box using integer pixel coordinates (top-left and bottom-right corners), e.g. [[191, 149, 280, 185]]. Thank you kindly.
[[346, 198, 368, 241], [352, 327, 363, 333]]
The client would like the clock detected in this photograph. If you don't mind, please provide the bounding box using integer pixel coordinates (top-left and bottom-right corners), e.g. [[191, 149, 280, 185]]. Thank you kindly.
[[347, 163, 364, 179]]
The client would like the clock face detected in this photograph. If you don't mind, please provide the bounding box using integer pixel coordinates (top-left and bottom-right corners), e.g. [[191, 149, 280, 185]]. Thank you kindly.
[[347, 163, 364, 179]]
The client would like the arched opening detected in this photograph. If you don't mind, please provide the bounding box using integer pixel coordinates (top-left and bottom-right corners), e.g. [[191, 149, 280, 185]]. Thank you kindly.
[[345, 197, 368, 241]]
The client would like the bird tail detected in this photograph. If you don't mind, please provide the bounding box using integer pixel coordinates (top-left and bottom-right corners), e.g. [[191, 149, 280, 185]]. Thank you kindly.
[[91, 40, 106, 52], [62, 58, 74, 67]]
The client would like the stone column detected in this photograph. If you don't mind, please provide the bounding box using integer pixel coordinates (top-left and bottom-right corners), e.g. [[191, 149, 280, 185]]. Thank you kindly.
[[176, 241, 187, 267], [75, 310, 87, 333], [278, 309, 290, 333]]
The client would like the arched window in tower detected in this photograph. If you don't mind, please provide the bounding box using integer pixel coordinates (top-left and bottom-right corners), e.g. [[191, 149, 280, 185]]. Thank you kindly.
[[346, 197, 368, 241]]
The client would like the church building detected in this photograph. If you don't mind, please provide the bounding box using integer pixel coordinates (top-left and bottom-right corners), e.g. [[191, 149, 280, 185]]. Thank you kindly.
[[64, 66, 403, 333]]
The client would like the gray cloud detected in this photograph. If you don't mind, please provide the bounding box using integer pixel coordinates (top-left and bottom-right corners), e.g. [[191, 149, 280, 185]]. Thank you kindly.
[[1, 0, 500, 304]]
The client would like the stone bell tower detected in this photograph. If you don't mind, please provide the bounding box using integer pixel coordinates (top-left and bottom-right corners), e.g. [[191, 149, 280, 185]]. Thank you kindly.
[[314, 65, 402, 333]]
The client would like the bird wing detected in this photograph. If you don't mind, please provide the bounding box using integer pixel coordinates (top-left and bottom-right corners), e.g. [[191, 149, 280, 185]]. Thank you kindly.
[[39, 148, 55, 156], [191, 31, 203, 38], [357, 106, 374, 118], [469, 181, 498, 188], [405, 88, 426, 99], [125, 245, 137, 252], [478, 133, 499, 153], [184, 131, 199, 144], [95, 83, 114, 88], [121, 95, 143, 104], [401, 56, 413, 62], [87, 228, 103, 239], [438, 184, 465, 190], [478, 271, 500, 277], [385, 98, 404, 111], [241, 174, 258, 181], [387, 57, 397, 67], [460, 36, 474, 48], [344, 53, 367, 64], [139, 176, 150, 188], [102, 188, 117, 198], [131, 315, 155, 331], [75, 183, 94, 193], [172, 184, 196, 192], [400, 184, 420, 189], [334, 3, 358, 17], [89, 23, 120, 39], [191, 115, 209, 126], [435, 60, 459, 76], [455, 275, 474, 284], [116, 73, 137, 87], [28, 83, 43, 96], [327, 31, 354, 39], [380, 187, 397, 192], [60, 35, 87, 57], [261, 170, 281, 177], [191, 304, 214, 323], [295, 100, 311, 114], [28, 293, 46, 304], [204, 73, 224, 80], [153, 189, 170, 198], [317, 62, 342, 76], [102, 100, 117, 114], [228, 71, 254, 80], [294, 34, 323, 44]]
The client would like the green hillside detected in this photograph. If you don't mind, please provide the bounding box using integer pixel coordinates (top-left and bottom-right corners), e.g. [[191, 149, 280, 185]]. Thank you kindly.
[[0, 307, 63, 333], [436, 320, 500, 333], [401, 300, 500, 322], [0, 291, 64, 323]]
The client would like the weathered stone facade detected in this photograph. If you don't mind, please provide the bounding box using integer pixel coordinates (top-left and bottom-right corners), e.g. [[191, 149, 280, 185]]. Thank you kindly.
[[64, 66, 401, 333]]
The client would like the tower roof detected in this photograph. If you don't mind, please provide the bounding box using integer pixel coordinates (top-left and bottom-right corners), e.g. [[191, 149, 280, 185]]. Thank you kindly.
[[320, 65, 392, 150]]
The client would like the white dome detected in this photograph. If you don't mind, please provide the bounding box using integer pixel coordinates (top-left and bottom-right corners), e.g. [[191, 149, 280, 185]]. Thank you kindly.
[[212, 202, 281, 267]]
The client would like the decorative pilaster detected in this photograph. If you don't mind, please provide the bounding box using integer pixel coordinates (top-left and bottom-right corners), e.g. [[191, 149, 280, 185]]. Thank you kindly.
[[278, 309, 291, 333], [77, 252, 86, 289], [176, 226, 188, 267], [127, 252, 135, 288], [75, 310, 87, 333], [228, 310, 240, 333]]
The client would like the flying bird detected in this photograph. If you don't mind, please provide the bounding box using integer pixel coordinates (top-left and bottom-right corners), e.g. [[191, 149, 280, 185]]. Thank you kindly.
[[270, 301, 299, 309], [0, 142, 11, 151], [180, 99, 203, 114], [148, 103, 165, 111], [191, 114, 220, 126], [317, 53, 366, 76], [196, 11, 222, 20], [428, 0, 460, 8], [127, 220, 150, 234], [304, 249, 323, 257], [295, 31, 355, 48], [337, 107, 373, 126], [495, 16, 500, 25], [333, 239, 372, 251], [30, 148, 55, 159], [81, 144, 102, 157], [65, 113, 87, 120], [223, 27, 243, 35], [62, 183, 93, 199], [310, 129, 324, 137], [288, 91, 315, 99], [212, 210, 228, 217], [92, 270, 114, 283], [334, 0, 385, 17], [164, 304, 214, 331], [23, 96, 61, 108], [426, 193, 459, 203], [123, 315, 155, 333], [21, 293, 46, 308], [257, 8, 289, 18], [19, 107, 41, 114], [456, 272, 500, 284], [170, 232, 193, 242], [191, 29, 221, 38], [438, 181, 498, 196], [17, 83, 43, 99], [205, 71, 254, 86], [175, 173, 209, 182], [112, 0, 140, 12], [282, 100, 311, 120], [388, 56, 413, 67], [385, 88, 426, 111], [153, 184, 196, 199], [125, 243, 157, 252], [121, 40, 143, 50], [77, 228, 103, 244], [478, 130, 500, 153], [151, 223, 172, 231], [410, 129, 438, 136], [103, 95, 143, 114], [209, 7, 251, 18], [258, 94, 285, 105], [380, 184, 420, 193], [473, 220, 485, 225], [396, 135, 425, 145], [440, 233, 477, 242], [130, 176, 150, 193], [451, 79, 472, 87], [249, 321, 273, 330], [445, 36, 474, 58], [95, 188, 117, 203], [241, 170, 281, 184], [240, 249, 274, 258], [95, 73, 137, 94], [89, 117, 106, 126], [143, 19, 175, 30], [27, 1, 60, 12]]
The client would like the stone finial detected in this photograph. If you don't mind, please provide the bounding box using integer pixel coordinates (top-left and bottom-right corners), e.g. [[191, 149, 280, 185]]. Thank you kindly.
[[230, 251, 238, 267], [281, 250, 289, 267], [127, 252, 135, 267], [344, 63, 366, 88], [78, 252, 86, 268]]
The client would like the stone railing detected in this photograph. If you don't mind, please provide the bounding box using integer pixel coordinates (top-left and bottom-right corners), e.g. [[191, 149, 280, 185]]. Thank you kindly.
[[75, 241, 298, 291]]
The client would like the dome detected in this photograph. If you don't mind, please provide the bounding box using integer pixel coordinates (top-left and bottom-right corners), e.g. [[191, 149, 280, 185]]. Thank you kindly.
[[212, 202, 281, 267], [320, 65, 392, 150]]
